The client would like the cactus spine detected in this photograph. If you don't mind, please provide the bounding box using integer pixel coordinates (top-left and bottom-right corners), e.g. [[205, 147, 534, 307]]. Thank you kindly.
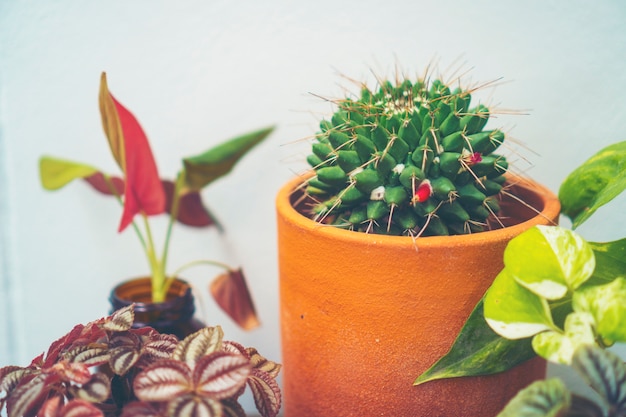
[[305, 75, 509, 236]]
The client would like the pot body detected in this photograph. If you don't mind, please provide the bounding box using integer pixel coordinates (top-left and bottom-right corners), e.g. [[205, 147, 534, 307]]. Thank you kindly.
[[276, 174, 561, 417], [110, 277, 205, 339]]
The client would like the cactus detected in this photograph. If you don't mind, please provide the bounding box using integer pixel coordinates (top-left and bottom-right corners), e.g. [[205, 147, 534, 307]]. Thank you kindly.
[[305, 75, 510, 236]]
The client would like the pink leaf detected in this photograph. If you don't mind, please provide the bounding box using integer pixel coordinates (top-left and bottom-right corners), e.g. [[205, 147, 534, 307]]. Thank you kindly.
[[134, 359, 192, 402], [109, 94, 165, 232], [193, 352, 250, 400]]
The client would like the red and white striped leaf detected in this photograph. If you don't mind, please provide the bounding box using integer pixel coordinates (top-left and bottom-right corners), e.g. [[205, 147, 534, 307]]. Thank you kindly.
[[108, 346, 140, 376], [40, 395, 63, 417], [102, 306, 135, 332], [57, 399, 104, 417], [174, 327, 223, 366], [143, 335, 179, 360], [62, 345, 109, 367], [72, 373, 111, 403], [7, 373, 50, 417], [0, 366, 32, 393], [247, 369, 282, 417], [43, 324, 86, 367], [54, 361, 92, 384], [134, 359, 192, 402], [108, 331, 141, 349], [193, 352, 250, 400], [221, 341, 247, 357], [245, 348, 282, 379], [167, 394, 222, 417], [220, 399, 247, 417]]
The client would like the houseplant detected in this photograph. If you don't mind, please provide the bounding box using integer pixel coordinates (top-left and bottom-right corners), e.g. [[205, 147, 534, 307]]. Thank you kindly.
[[276, 68, 561, 416], [0, 304, 282, 417], [39, 72, 274, 334], [415, 141, 626, 415]]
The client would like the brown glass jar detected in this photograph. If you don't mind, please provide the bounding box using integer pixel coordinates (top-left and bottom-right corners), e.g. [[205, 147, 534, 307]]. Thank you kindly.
[[109, 277, 205, 339]]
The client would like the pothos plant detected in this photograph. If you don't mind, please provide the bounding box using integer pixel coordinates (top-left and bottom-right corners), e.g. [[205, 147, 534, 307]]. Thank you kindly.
[[415, 141, 626, 415], [0, 305, 282, 417], [39, 72, 274, 329]]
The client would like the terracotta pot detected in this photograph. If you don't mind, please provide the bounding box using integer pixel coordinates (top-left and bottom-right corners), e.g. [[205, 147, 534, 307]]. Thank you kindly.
[[276, 174, 561, 417], [109, 277, 205, 339]]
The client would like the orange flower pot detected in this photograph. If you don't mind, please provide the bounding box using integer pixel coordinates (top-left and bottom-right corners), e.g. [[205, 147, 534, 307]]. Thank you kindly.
[[276, 173, 561, 417]]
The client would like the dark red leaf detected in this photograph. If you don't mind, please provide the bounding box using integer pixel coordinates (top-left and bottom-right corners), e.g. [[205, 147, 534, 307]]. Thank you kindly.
[[58, 399, 104, 417], [84, 173, 125, 196], [120, 401, 165, 417], [209, 269, 260, 330], [162, 180, 215, 227], [110, 94, 166, 232]]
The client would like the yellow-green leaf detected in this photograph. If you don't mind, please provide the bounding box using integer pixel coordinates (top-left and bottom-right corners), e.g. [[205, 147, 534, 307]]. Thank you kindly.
[[99, 71, 125, 171], [504, 226, 595, 299], [182, 126, 274, 191], [559, 141, 626, 228], [484, 269, 555, 339], [574, 277, 626, 344], [39, 156, 98, 190], [531, 312, 596, 364]]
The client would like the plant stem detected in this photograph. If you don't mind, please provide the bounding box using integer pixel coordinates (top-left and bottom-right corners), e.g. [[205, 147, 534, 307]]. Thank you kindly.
[[142, 213, 165, 302]]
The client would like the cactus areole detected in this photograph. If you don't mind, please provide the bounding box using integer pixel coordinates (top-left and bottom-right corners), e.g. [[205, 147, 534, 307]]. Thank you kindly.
[[305, 76, 512, 236]]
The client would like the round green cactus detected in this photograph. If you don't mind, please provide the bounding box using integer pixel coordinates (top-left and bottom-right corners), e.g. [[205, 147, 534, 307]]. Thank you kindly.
[[305, 76, 510, 236]]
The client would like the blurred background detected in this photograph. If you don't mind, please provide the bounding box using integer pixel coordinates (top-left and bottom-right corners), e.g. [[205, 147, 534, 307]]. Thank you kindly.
[[1, 0, 625, 412]]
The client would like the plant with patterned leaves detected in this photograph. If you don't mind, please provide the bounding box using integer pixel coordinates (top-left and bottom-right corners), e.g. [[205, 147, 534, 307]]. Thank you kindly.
[[0, 305, 281, 417], [39, 72, 275, 329], [304, 70, 514, 236]]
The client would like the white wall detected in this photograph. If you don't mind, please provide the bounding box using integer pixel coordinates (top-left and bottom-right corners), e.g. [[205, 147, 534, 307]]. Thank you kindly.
[[1, 0, 625, 411]]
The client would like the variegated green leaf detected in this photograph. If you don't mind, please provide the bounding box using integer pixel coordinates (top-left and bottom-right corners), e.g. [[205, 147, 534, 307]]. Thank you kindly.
[[39, 156, 99, 190], [495, 378, 570, 417], [559, 141, 626, 228], [167, 394, 222, 417], [531, 312, 596, 364], [174, 326, 223, 366], [572, 345, 626, 414], [193, 352, 250, 400], [574, 277, 626, 344], [504, 226, 595, 299], [415, 299, 535, 385], [134, 359, 192, 401], [484, 269, 556, 339], [182, 126, 274, 191], [247, 369, 282, 417]]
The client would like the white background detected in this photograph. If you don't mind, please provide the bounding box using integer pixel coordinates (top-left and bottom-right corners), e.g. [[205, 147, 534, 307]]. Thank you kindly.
[[1, 0, 625, 412]]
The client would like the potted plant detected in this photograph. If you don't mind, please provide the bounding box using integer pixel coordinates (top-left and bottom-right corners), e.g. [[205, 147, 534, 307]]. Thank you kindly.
[[39, 72, 274, 336], [276, 69, 561, 416], [0, 304, 282, 417], [415, 141, 626, 416]]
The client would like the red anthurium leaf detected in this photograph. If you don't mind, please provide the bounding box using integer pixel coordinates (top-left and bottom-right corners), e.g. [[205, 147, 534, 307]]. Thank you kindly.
[[134, 359, 192, 402], [84, 173, 125, 196], [210, 269, 260, 330], [245, 348, 282, 379], [162, 180, 215, 227], [107, 90, 165, 232], [193, 352, 250, 400], [173, 327, 223, 366], [247, 369, 282, 417], [167, 394, 222, 417], [57, 399, 104, 417]]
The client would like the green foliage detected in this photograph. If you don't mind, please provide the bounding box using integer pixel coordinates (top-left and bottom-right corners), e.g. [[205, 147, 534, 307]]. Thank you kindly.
[[306, 76, 509, 236], [496, 346, 625, 417]]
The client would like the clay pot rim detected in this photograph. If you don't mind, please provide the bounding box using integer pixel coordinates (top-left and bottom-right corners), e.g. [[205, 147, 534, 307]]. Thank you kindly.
[[276, 172, 561, 249]]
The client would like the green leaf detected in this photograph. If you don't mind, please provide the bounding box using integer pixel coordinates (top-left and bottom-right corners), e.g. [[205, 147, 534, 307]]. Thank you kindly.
[[572, 345, 626, 414], [484, 269, 556, 339], [574, 277, 626, 344], [587, 239, 626, 286], [504, 226, 596, 299], [559, 141, 626, 228], [495, 378, 571, 417], [531, 312, 596, 364], [182, 126, 275, 191], [414, 299, 536, 385], [39, 156, 99, 190]]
